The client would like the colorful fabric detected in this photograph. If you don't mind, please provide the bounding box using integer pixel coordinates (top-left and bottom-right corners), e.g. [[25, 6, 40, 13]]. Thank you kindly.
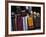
[[28, 16, 33, 27], [16, 16, 23, 31]]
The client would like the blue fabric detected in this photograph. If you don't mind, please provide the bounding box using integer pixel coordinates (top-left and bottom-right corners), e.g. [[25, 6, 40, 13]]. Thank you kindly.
[[11, 15, 15, 31]]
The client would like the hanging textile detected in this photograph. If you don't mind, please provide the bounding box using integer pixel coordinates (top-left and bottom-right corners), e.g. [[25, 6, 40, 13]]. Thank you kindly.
[[16, 16, 23, 31], [23, 16, 28, 31], [27, 16, 34, 30]]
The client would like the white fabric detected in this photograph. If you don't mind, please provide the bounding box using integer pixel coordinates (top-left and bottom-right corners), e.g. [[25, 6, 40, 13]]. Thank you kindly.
[[23, 16, 28, 31]]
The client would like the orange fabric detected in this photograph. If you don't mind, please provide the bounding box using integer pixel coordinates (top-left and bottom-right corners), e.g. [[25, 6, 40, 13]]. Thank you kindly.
[[28, 16, 33, 26]]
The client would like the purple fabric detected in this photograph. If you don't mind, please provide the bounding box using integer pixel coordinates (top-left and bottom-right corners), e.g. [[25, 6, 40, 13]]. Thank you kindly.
[[16, 16, 23, 31]]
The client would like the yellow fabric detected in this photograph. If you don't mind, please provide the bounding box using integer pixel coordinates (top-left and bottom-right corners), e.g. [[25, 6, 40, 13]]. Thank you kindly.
[[28, 16, 33, 26]]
